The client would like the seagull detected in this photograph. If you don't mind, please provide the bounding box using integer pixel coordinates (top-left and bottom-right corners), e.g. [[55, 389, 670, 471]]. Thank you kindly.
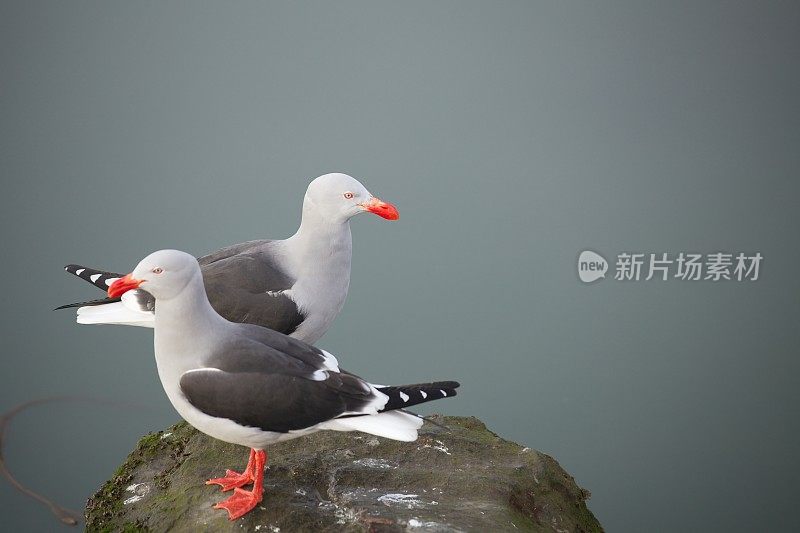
[[57, 173, 399, 344], [105, 249, 459, 520]]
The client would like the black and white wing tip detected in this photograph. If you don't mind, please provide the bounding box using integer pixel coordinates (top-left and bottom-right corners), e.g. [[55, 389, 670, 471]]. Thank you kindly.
[[56, 264, 124, 310], [375, 381, 460, 412], [63, 264, 124, 291], [54, 296, 117, 310]]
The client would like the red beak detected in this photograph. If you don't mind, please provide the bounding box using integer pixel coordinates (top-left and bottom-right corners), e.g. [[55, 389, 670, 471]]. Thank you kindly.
[[360, 197, 399, 220], [108, 273, 143, 298]]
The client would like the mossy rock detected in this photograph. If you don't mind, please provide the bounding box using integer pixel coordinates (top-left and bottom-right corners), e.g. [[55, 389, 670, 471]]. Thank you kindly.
[[85, 416, 602, 532]]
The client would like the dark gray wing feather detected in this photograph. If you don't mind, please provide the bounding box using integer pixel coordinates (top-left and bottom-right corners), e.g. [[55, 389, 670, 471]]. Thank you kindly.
[[180, 325, 380, 432], [180, 370, 377, 433], [197, 240, 272, 266], [228, 323, 330, 368], [206, 334, 328, 379], [201, 250, 305, 334], [181, 328, 460, 434]]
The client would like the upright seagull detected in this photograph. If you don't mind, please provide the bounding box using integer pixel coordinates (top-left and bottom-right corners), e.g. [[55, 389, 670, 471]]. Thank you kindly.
[[105, 249, 459, 520], [57, 173, 398, 344]]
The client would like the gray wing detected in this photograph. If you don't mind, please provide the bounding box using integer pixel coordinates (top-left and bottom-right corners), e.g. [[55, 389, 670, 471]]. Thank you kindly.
[[200, 243, 306, 334], [180, 370, 378, 433], [180, 334, 379, 433], [60, 240, 307, 335], [128, 240, 306, 333], [197, 240, 272, 266], [207, 328, 335, 378]]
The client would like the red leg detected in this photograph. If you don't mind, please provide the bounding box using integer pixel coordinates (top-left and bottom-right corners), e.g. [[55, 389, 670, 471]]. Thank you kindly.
[[212, 449, 267, 520], [206, 448, 256, 491]]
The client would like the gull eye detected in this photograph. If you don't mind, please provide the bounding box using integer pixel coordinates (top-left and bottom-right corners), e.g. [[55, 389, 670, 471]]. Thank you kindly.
[[343, 191, 355, 199], [152, 267, 163, 274]]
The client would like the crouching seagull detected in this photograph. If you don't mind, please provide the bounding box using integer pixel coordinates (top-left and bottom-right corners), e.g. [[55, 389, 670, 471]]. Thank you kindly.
[[105, 249, 459, 520], [58, 173, 399, 344]]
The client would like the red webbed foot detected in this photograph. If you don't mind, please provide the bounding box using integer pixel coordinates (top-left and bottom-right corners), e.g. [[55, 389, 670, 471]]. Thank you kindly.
[[205, 469, 254, 491], [209, 449, 267, 520], [206, 448, 257, 491], [213, 487, 262, 520]]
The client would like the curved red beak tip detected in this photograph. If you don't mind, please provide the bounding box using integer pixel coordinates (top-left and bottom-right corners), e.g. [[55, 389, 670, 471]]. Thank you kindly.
[[364, 198, 400, 220], [107, 273, 142, 299]]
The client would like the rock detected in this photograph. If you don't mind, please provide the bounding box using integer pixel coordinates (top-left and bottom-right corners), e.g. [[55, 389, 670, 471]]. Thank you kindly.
[[85, 416, 602, 532]]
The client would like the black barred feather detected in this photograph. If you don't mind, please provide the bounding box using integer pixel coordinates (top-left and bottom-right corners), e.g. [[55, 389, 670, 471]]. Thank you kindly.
[[53, 296, 119, 311], [64, 264, 124, 292], [377, 381, 460, 412], [56, 265, 122, 310]]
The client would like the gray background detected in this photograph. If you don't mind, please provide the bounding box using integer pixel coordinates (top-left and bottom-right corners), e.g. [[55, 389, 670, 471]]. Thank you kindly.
[[1, 1, 798, 531]]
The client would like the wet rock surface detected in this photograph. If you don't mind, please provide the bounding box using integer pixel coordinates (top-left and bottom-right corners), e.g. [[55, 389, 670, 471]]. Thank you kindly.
[[85, 416, 602, 532]]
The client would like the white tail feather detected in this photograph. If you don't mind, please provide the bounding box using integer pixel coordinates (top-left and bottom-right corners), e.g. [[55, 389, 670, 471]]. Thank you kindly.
[[76, 301, 155, 327], [322, 411, 423, 441]]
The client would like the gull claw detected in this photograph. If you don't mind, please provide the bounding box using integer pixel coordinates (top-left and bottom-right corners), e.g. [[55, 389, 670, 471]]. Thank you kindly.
[[205, 469, 254, 492], [213, 487, 262, 520]]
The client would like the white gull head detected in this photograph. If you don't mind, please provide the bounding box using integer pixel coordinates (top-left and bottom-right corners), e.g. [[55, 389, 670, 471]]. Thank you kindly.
[[109, 249, 200, 301], [303, 173, 399, 224]]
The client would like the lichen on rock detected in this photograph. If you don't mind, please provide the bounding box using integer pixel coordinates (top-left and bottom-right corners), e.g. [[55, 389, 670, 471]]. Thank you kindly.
[[85, 416, 602, 532]]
